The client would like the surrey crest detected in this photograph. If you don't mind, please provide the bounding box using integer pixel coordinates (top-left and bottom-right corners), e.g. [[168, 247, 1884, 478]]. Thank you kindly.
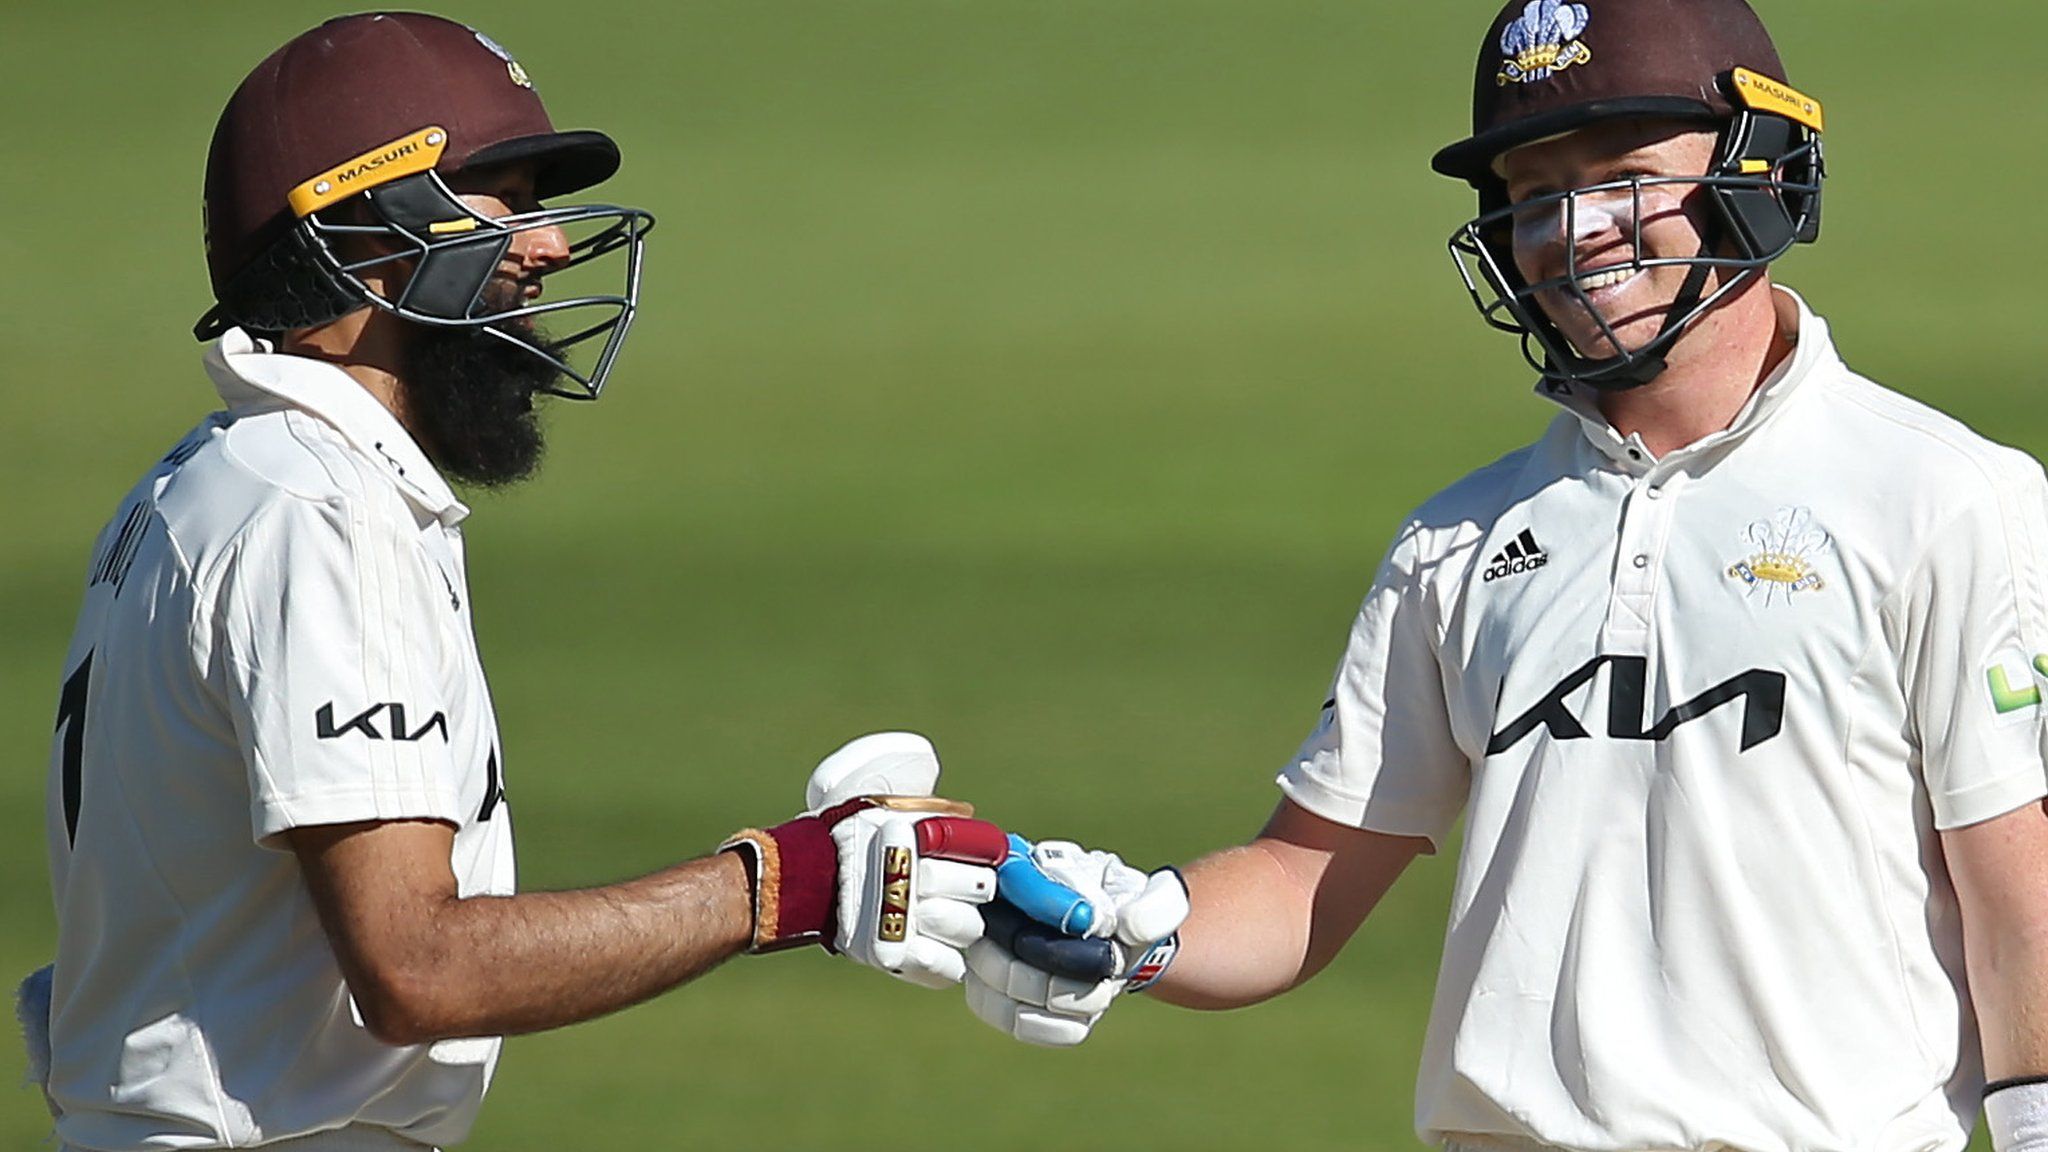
[[1497, 1, 1593, 86], [1727, 506, 1831, 603]]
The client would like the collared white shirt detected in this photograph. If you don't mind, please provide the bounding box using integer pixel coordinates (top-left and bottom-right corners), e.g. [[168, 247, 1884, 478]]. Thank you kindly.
[[44, 329, 514, 1150], [1280, 289, 2048, 1152]]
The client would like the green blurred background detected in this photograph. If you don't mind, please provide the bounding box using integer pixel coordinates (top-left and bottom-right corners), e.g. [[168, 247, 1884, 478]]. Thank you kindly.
[[3, 1, 2043, 1147]]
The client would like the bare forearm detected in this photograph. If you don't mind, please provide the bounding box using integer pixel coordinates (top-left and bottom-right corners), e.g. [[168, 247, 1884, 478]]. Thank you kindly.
[[1145, 803, 1427, 1012], [359, 852, 754, 1042], [1148, 842, 1318, 1010], [1971, 923, 2048, 1081], [1944, 801, 2048, 1082]]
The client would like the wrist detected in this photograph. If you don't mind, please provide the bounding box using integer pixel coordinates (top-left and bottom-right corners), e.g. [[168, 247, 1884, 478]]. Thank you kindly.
[[1123, 933, 1180, 995], [721, 799, 869, 953], [1987, 1077, 2048, 1152]]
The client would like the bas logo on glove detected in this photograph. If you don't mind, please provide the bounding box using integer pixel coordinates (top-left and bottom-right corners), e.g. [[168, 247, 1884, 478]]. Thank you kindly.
[[879, 846, 913, 942], [721, 733, 1015, 989]]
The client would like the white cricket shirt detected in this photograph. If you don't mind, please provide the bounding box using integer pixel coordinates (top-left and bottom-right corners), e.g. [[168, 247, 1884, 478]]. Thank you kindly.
[[44, 329, 515, 1150], [1280, 289, 2048, 1152]]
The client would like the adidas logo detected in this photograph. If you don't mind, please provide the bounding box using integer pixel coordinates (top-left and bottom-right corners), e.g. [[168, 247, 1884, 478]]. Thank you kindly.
[[1483, 529, 1549, 583]]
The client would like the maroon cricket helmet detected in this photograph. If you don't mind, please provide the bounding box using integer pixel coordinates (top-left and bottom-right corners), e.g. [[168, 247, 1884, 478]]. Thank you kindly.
[[202, 11, 619, 299], [195, 12, 654, 400], [1432, 0, 1794, 184]]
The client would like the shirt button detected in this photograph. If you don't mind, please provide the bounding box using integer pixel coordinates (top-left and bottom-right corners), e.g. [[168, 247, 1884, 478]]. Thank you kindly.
[[1644, 485, 1662, 500], [1628, 449, 1644, 461], [1632, 554, 1650, 569]]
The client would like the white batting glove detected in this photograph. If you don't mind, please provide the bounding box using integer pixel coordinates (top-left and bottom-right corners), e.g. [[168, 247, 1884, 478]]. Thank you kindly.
[[815, 734, 1007, 988], [964, 838, 1189, 1046], [722, 733, 1008, 988]]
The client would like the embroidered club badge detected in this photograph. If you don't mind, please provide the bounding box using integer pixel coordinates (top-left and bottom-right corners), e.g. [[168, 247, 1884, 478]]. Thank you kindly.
[[473, 30, 534, 89], [1727, 506, 1831, 603], [1497, 1, 1593, 86]]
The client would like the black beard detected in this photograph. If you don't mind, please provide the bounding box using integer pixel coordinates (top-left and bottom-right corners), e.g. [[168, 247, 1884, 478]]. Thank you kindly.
[[397, 312, 567, 489]]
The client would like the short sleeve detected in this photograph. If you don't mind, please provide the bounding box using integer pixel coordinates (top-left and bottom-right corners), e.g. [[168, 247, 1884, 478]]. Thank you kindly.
[[1277, 522, 1471, 848], [1892, 453, 2048, 830], [219, 492, 464, 846]]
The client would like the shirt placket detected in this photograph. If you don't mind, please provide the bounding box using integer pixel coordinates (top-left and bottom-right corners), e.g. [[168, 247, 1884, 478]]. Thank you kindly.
[[1600, 445, 1681, 656]]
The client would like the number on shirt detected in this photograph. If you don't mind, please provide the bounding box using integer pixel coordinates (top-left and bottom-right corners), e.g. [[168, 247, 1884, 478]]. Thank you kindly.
[[55, 651, 92, 844]]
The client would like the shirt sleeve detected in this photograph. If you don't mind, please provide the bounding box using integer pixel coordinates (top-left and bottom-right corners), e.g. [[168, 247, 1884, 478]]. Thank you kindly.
[[1277, 521, 1471, 848], [1892, 451, 2048, 830], [218, 490, 465, 847]]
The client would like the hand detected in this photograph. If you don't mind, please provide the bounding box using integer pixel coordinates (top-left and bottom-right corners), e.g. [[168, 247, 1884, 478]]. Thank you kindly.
[[721, 733, 1009, 988], [964, 836, 1190, 1046]]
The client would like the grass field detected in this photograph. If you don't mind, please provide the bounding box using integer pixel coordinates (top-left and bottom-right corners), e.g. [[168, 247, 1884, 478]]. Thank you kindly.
[[4, 1, 2046, 1147]]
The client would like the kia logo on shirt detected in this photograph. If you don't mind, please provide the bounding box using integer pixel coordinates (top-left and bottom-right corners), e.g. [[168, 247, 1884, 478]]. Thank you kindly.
[[315, 702, 451, 743], [1488, 655, 1786, 755]]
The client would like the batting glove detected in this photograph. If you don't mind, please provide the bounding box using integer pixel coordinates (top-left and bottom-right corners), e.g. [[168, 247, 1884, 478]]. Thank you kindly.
[[964, 836, 1189, 1046], [722, 733, 1009, 988]]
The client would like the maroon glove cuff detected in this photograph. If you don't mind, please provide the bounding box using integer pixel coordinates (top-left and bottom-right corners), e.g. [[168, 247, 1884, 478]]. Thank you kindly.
[[721, 798, 872, 953]]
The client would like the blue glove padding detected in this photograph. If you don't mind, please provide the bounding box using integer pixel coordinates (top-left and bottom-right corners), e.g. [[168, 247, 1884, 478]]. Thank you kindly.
[[995, 833, 1100, 936]]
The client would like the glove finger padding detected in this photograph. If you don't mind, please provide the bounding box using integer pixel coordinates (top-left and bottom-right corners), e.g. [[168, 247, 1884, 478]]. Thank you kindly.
[[893, 936, 970, 990], [1006, 838, 1185, 941], [1113, 869, 1192, 947], [980, 899, 1119, 981], [1044, 971, 1122, 1016], [834, 812, 1005, 984], [967, 937, 1119, 1014], [916, 897, 988, 950], [997, 836, 1110, 937], [918, 858, 997, 902], [963, 968, 1096, 1048], [966, 938, 1049, 1002]]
